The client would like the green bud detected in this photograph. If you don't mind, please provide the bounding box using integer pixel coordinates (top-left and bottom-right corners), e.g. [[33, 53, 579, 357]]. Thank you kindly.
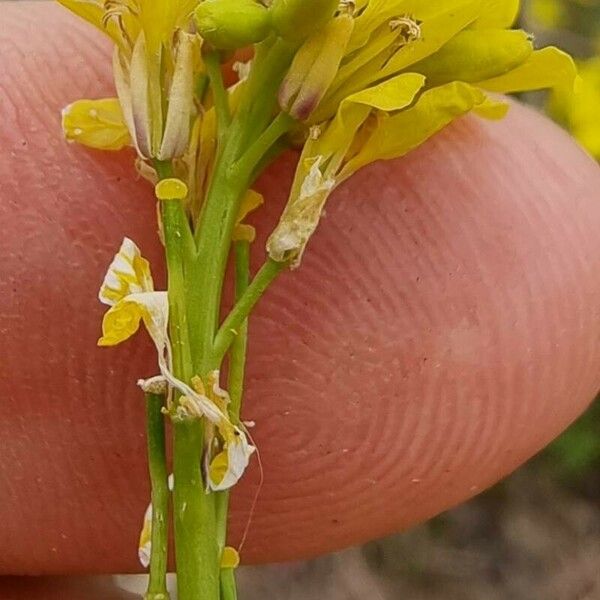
[[414, 30, 534, 87], [279, 14, 354, 120], [270, 0, 340, 41], [194, 0, 272, 50]]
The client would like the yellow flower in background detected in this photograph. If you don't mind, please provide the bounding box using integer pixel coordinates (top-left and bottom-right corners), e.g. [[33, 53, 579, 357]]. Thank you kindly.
[[58, 0, 200, 159], [550, 57, 600, 159], [268, 0, 578, 267], [531, 0, 564, 28]]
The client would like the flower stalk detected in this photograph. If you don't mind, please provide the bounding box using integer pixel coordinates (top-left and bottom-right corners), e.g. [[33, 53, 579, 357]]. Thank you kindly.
[[57, 1, 578, 599], [144, 391, 170, 600]]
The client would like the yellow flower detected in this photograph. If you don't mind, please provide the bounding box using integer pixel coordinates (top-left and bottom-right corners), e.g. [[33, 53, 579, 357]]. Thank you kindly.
[[550, 57, 600, 159], [268, 0, 578, 267], [58, 0, 201, 159]]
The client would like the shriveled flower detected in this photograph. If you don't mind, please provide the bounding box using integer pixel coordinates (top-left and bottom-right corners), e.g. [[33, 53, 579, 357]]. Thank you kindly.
[[58, 0, 201, 159], [98, 238, 255, 491], [268, 0, 578, 267]]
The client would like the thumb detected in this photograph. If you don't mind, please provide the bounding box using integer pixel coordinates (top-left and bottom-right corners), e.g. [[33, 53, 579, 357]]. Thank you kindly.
[[2, 1, 600, 576]]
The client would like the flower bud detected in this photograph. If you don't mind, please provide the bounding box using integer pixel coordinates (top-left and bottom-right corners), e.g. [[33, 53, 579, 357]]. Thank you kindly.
[[279, 14, 354, 120], [414, 29, 534, 87], [270, 0, 340, 41], [194, 0, 271, 50]]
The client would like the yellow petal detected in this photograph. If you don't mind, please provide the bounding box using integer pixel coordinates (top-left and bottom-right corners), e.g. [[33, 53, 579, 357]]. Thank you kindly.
[[61, 98, 130, 151], [57, 0, 143, 51], [345, 0, 412, 53], [233, 190, 264, 242], [138, 502, 153, 568], [208, 449, 229, 488], [208, 432, 256, 492], [324, 0, 482, 113], [549, 57, 600, 159], [57, 0, 121, 45], [412, 29, 533, 87], [138, 0, 198, 54], [478, 47, 578, 96], [98, 292, 168, 348], [473, 0, 520, 28], [98, 299, 145, 347], [99, 238, 154, 306], [340, 81, 500, 178], [379, 0, 484, 79]]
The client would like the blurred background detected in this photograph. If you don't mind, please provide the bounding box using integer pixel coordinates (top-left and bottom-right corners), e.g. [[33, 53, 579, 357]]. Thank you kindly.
[[230, 3, 600, 598]]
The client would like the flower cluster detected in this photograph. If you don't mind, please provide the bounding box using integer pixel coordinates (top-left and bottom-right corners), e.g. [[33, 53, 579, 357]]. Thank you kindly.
[[57, 0, 577, 595], [61, 0, 576, 264]]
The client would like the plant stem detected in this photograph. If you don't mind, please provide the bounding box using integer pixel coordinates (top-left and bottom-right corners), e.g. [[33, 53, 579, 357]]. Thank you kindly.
[[172, 422, 219, 600], [156, 160, 220, 600], [215, 242, 251, 596], [212, 258, 286, 364], [204, 50, 232, 140], [144, 392, 171, 600], [154, 39, 296, 600], [228, 241, 251, 421], [189, 39, 296, 371], [234, 112, 294, 177], [220, 568, 238, 600]]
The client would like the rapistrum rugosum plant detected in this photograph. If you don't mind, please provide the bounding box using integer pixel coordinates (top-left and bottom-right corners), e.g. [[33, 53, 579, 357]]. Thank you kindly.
[[57, 0, 576, 598]]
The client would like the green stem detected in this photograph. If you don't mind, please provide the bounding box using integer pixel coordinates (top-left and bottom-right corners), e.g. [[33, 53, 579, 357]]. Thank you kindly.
[[234, 112, 294, 177], [154, 37, 297, 600], [172, 422, 219, 600], [205, 50, 232, 140], [212, 258, 286, 365], [228, 241, 251, 421], [144, 392, 171, 600], [216, 242, 250, 599], [220, 568, 238, 600], [155, 160, 220, 600], [189, 38, 296, 370]]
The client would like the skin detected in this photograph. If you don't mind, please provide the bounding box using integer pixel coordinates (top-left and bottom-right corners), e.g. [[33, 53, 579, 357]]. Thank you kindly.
[[2, 2, 600, 594]]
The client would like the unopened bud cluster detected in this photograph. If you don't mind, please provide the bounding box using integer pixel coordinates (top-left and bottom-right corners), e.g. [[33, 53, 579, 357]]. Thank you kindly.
[[194, 0, 339, 49]]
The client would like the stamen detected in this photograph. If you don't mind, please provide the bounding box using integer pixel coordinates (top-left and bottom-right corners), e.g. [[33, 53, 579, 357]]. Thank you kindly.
[[389, 16, 422, 44], [338, 0, 355, 15]]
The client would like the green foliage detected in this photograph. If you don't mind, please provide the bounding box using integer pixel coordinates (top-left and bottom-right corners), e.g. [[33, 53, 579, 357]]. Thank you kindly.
[[543, 398, 600, 479]]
